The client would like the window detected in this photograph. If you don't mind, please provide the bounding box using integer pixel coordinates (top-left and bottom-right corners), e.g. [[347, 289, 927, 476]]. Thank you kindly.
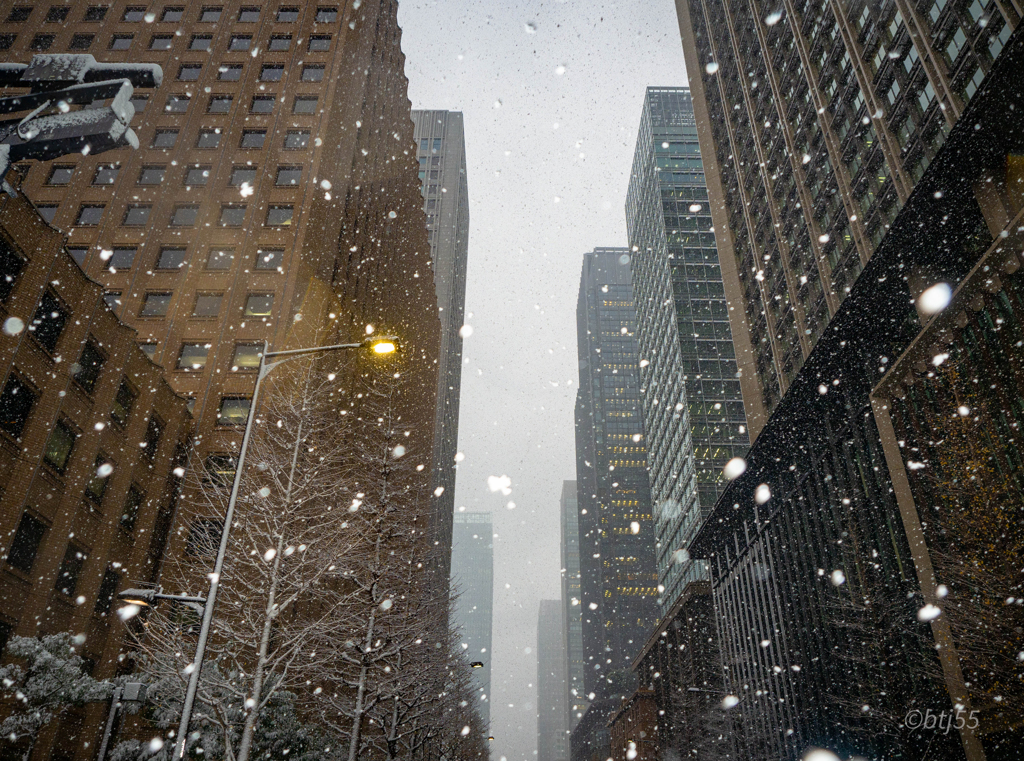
[[108, 247, 136, 270], [0, 35, 15, 51], [76, 205, 104, 226], [150, 35, 174, 50], [268, 34, 291, 50], [93, 164, 119, 185], [232, 343, 262, 370], [308, 34, 331, 51], [140, 292, 172, 317], [55, 544, 86, 596], [30, 34, 54, 50], [315, 6, 337, 22], [0, 374, 36, 438], [178, 343, 210, 370], [165, 94, 190, 113], [129, 94, 148, 114], [283, 131, 309, 150], [0, 242, 25, 302], [301, 65, 324, 82], [206, 248, 234, 269], [240, 130, 266, 149], [94, 568, 120, 614], [200, 6, 222, 21], [157, 247, 188, 269], [260, 64, 284, 81], [244, 293, 274, 316], [196, 129, 222, 149], [265, 205, 293, 226], [178, 64, 202, 81], [138, 166, 165, 185], [229, 34, 252, 50], [143, 416, 162, 459], [7, 6, 31, 21], [38, 205, 58, 223], [138, 342, 156, 359], [170, 205, 199, 226], [238, 6, 260, 22], [121, 485, 145, 530], [275, 166, 301, 186], [217, 64, 242, 81], [152, 129, 179, 148], [161, 6, 183, 21], [85, 455, 112, 503], [190, 35, 212, 50], [217, 397, 250, 426], [110, 34, 134, 50], [251, 95, 275, 113], [111, 380, 136, 426], [46, 6, 70, 22], [219, 205, 246, 227], [67, 247, 88, 266], [276, 7, 298, 21], [74, 340, 105, 393], [7, 513, 46, 574], [103, 291, 121, 313], [122, 205, 151, 226], [46, 166, 74, 186], [184, 166, 210, 186], [123, 6, 146, 21], [69, 34, 94, 50], [229, 167, 257, 186], [193, 293, 222, 317], [44, 419, 76, 473], [31, 291, 68, 353], [293, 96, 317, 114], [208, 95, 232, 113], [254, 248, 283, 270]]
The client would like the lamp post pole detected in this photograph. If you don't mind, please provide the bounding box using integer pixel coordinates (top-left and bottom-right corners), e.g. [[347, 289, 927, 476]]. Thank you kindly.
[[173, 337, 397, 759]]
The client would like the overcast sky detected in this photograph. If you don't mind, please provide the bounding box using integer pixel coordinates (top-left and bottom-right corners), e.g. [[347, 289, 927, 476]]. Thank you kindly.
[[397, 2, 689, 759]]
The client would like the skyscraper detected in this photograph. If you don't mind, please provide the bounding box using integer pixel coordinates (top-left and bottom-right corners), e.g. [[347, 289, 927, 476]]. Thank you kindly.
[[451, 511, 494, 727], [625, 88, 748, 608], [537, 599, 568, 761], [674, 0, 1017, 433], [574, 248, 659, 699], [6, 0, 442, 558], [559, 480, 588, 730], [411, 110, 470, 582]]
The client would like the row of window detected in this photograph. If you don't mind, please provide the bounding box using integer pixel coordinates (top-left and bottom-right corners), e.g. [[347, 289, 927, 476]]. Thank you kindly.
[[47, 162, 304, 188], [68, 245, 283, 273], [45, 202, 295, 229], [6, 31, 336, 53], [127, 341, 262, 375], [5, 5, 339, 24], [173, 61, 325, 83], [165, 93, 318, 115], [146, 127, 310, 150], [135, 291, 273, 319]]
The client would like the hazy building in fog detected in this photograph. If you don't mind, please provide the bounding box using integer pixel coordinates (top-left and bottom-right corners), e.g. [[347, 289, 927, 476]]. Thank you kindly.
[[560, 480, 588, 731], [537, 599, 568, 761], [451, 511, 493, 726]]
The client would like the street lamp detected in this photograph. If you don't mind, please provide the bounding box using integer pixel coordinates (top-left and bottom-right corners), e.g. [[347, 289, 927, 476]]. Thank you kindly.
[[470, 661, 484, 669], [170, 335, 398, 759]]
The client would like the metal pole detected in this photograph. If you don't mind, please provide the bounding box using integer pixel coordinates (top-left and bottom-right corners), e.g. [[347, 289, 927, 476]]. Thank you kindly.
[[97, 685, 122, 761], [173, 341, 269, 759]]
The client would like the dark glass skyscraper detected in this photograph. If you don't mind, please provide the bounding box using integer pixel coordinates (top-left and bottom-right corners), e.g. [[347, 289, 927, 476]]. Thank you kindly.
[[626, 88, 748, 608], [451, 511, 493, 727], [411, 110, 470, 582], [574, 248, 659, 699]]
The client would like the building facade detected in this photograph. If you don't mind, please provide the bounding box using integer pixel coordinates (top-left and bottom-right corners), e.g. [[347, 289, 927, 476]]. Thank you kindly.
[[411, 110, 469, 583], [675, 0, 1018, 433], [0, 189, 192, 759], [451, 511, 493, 727], [3, 0, 441, 564], [625, 87, 748, 609], [574, 248, 659, 699], [680, 8, 1024, 761], [559, 479, 588, 730], [537, 599, 568, 761]]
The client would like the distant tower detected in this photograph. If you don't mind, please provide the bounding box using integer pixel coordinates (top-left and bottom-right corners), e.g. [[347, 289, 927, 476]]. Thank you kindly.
[[450, 512, 493, 726], [626, 87, 749, 608], [574, 248, 659, 698], [537, 600, 568, 761], [411, 111, 470, 584], [559, 480, 588, 730]]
